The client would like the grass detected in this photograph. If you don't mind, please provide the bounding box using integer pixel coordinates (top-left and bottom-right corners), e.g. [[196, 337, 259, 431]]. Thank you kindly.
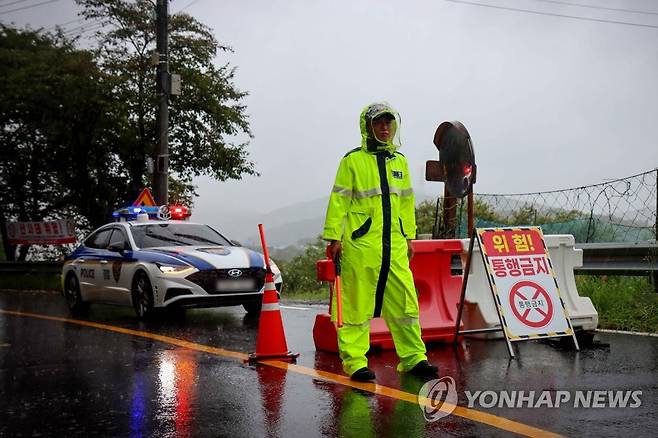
[[0, 272, 61, 291], [576, 275, 658, 333], [282, 288, 329, 304]]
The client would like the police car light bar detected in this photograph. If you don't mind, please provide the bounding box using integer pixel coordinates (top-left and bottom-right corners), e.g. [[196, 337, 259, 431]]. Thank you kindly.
[[112, 205, 192, 221]]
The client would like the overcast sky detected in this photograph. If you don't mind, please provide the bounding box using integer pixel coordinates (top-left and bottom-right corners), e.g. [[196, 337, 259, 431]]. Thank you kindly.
[[3, 0, 658, 224]]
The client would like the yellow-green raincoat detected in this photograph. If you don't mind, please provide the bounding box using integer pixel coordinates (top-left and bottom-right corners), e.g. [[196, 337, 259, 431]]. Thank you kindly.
[[322, 102, 427, 375]]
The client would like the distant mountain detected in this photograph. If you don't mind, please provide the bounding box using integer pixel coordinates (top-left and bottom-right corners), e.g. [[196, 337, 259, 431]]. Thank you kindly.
[[241, 216, 323, 248], [239, 198, 329, 248], [235, 194, 438, 248]]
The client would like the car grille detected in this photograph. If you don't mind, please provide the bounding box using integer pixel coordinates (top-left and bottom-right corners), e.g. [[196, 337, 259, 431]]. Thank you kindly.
[[165, 288, 193, 301], [186, 268, 266, 294]]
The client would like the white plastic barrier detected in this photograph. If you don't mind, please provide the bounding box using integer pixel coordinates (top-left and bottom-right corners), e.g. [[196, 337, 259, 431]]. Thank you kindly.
[[460, 234, 598, 338]]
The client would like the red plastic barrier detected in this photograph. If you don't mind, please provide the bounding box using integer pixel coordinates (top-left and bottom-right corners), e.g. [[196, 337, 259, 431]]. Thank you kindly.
[[313, 239, 465, 352]]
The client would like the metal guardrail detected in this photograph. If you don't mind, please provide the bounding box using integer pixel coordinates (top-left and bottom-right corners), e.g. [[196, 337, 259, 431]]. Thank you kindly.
[[575, 241, 658, 276], [446, 243, 657, 277]]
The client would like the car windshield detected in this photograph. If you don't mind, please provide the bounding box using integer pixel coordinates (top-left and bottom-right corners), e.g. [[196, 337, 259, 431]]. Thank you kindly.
[[131, 223, 231, 248]]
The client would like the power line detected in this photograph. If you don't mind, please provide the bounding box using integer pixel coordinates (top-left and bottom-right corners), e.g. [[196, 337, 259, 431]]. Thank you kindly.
[[444, 0, 658, 29], [0, 0, 35, 9], [0, 0, 61, 15], [61, 19, 105, 37], [60, 18, 102, 33], [74, 23, 106, 37], [47, 17, 85, 31], [176, 0, 203, 13], [532, 0, 658, 17], [51, 17, 85, 28]]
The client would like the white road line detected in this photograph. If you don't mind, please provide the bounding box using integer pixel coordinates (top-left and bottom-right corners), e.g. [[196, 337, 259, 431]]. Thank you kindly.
[[596, 329, 658, 337], [279, 305, 310, 311]]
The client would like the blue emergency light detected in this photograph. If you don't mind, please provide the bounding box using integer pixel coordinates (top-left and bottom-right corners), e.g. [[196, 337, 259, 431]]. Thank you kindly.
[[112, 206, 161, 221], [112, 204, 191, 221]]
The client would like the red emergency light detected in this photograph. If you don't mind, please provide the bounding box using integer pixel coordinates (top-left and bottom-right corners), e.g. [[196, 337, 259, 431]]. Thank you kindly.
[[170, 205, 191, 220]]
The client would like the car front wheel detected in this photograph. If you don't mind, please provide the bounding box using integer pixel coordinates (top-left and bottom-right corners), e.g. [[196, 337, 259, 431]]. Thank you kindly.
[[64, 274, 89, 316], [132, 272, 156, 320]]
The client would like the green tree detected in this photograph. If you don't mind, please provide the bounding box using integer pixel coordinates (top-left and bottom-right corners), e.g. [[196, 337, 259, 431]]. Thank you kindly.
[[1, 4, 256, 259], [76, 0, 256, 201], [508, 204, 583, 226], [472, 198, 504, 223], [280, 236, 327, 294], [415, 200, 437, 235], [0, 26, 112, 260], [415, 198, 506, 237], [509, 204, 538, 225]]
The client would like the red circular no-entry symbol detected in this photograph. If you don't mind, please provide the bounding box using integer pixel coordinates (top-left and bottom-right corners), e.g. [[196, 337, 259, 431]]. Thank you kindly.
[[509, 281, 553, 328]]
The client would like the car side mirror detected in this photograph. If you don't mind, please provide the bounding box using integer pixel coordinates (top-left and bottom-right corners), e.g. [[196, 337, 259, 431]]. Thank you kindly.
[[231, 240, 242, 247], [108, 242, 127, 253]]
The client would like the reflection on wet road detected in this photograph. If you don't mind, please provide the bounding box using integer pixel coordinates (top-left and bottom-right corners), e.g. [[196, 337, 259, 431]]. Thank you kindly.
[[1, 290, 657, 437]]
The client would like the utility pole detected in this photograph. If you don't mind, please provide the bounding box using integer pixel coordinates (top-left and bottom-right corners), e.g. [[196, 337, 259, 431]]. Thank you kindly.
[[154, 0, 169, 205]]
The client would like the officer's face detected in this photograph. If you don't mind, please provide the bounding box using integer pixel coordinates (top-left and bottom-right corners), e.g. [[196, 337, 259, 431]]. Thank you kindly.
[[371, 117, 393, 142]]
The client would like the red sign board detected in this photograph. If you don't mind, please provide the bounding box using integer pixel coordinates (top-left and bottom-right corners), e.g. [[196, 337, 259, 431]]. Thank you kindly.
[[479, 228, 545, 256], [5, 219, 76, 245]]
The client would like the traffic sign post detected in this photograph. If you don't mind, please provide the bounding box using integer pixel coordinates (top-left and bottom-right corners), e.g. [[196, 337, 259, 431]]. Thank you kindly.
[[454, 226, 579, 358]]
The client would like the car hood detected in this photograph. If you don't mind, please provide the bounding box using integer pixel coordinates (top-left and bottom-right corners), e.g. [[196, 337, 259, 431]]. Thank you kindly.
[[141, 245, 276, 273]]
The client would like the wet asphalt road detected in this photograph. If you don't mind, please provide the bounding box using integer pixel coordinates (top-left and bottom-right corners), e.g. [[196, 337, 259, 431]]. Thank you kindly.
[[0, 290, 657, 438]]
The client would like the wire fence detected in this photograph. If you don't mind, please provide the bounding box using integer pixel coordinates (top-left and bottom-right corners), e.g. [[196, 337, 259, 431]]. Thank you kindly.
[[436, 168, 657, 243]]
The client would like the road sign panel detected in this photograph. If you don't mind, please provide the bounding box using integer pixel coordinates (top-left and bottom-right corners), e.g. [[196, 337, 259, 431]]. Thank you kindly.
[[476, 227, 575, 341]]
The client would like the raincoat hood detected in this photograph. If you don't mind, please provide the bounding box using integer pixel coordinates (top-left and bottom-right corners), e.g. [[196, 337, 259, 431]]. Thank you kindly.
[[360, 102, 402, 153]]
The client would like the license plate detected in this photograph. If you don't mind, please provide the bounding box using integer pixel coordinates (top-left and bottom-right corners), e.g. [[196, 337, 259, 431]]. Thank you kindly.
[[216, 278, 256, 292]]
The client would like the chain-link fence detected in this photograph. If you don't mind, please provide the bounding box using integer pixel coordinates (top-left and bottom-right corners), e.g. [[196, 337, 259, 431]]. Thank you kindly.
[[434, 168, 657, 243]]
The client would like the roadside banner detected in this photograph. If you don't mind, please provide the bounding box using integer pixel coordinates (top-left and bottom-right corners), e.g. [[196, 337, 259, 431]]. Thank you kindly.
[[475, 227, 579, 352], [5, 219, 76, 245]]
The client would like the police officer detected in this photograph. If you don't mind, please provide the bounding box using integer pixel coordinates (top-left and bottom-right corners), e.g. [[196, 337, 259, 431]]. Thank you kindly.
[[323, 102, 439, 382]]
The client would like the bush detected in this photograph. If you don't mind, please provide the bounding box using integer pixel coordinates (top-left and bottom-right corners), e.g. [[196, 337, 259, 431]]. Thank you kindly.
[[280, 236, 327, 295]]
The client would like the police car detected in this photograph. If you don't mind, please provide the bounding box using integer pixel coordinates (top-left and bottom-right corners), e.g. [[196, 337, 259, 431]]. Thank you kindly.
[[61, 206, 282, 319]]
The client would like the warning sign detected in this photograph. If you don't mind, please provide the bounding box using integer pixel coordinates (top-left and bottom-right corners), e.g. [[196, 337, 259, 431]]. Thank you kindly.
[[476, 227, 574, 340], [132, 188, 156, 207]]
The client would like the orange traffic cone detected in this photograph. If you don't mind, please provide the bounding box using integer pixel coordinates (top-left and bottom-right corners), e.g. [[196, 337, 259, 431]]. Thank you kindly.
[[247, 224, 299, 364]]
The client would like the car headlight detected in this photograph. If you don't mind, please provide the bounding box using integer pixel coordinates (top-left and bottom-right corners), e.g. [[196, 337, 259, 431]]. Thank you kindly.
[[156, 263, 194, 275]]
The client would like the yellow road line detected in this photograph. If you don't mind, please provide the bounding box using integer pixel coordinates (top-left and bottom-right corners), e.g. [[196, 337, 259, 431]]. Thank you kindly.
[[0, 309, 562, 438], [0, 309, 247, 361]]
